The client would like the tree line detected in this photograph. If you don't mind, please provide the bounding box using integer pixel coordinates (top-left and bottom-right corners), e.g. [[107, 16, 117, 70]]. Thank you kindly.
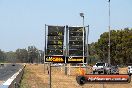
[[0, 46, 44, 63], [89, 28, 132, 65], [0, 28, 132, 65]]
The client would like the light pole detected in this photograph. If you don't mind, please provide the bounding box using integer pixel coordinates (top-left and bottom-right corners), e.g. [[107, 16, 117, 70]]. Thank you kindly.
[[108, 0, 111, 64], [80, 13, 85, 66]]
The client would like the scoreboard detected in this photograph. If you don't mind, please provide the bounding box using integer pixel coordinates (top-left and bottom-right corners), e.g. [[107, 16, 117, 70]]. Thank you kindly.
[[44, 25, 87, 63], [68, 27, 85, 56], [67, 27, 86, 63], [47, 26, 65, 55]]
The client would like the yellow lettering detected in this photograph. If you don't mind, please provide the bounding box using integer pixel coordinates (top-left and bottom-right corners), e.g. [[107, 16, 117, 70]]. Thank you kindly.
[[58, 32, 62, 35], [58, 41, 62, 45], [68, 58, 83, 62], [46, 57, 64, 62]]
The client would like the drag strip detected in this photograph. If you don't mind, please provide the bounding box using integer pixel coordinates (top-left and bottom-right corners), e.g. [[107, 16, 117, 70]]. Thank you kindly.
[[0, 63, 23, 83]]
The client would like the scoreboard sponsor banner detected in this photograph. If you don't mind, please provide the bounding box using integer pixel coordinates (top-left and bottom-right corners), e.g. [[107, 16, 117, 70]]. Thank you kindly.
[[45, 56, 65, 63], [66, 56, 86, 63], [45, 56, 86, 63]]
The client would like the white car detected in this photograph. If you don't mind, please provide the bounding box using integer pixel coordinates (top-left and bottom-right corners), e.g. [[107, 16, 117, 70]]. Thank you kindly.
[[128, 66, 132, 74], [92, 62, 112, 74]]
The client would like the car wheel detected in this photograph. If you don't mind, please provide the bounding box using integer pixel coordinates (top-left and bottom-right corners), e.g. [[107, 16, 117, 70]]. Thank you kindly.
[[76, 76, 86, 85]]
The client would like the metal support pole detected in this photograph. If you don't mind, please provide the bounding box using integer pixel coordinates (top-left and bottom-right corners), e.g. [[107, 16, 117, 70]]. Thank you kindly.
[[49, 63, 51, 88], [80, 13, 85, 66], [82, 15, 85, 66], [65, 25, 68, 75], [44, 24, 46, 74], [108, 0, 111, 64], [86, 25, 89, 74], [87, 25, 89, 64]]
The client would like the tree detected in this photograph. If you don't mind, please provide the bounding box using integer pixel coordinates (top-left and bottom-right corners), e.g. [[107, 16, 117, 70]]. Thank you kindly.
[[89, 42, 99, 64], [28, 46, 39, 63], [5, 51, 16, 63], [0, 49, 6, 62], [96, 28, 132, 65], [16, 49, 28, 63]]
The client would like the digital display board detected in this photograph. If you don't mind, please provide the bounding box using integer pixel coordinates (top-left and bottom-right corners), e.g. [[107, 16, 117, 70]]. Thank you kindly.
[[68, 27, 85, 56], [48, 26, 64, 36], [47, 26, 65, 56]]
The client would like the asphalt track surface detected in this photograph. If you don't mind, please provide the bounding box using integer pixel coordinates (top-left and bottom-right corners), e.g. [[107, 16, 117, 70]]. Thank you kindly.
[[0, 63, 22, 82]]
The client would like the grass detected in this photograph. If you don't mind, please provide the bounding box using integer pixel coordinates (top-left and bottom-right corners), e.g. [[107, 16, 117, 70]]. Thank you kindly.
[[20, 64, 132, 88], [20, 64, 48, 88]]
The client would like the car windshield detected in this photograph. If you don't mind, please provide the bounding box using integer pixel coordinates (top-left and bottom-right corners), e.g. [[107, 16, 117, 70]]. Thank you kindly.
[[96, 63, 105, 66], [128, 66, 132, 68]]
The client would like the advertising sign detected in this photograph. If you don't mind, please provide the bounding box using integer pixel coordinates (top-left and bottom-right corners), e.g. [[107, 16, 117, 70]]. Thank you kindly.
[[45, 56, 65, 63], [76, 75, 131, 85], [66, 56, 86, 63], [85, 75, 130, 82]]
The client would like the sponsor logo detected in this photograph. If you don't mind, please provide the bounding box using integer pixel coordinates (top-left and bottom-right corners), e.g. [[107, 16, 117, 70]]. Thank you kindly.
[[68, 57, 83, 62], [66, 56, 86, 63], [85, 75, 130, 82], [45, 56, 65, 63], [87, 77, 128, 81]]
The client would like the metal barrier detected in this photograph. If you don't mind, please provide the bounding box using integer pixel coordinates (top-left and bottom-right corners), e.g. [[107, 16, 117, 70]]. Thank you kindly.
[[0, 65, 26, 88]]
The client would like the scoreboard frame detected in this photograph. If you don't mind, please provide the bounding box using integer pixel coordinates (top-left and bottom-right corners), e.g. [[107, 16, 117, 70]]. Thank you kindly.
[[44, 25, 89, 64]]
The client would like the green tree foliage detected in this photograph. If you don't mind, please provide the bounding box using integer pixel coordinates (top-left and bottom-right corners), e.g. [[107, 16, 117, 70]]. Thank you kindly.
[[95, 28, 132, 65], [16, 49, 28, 63], [28, 46, 39, 63], [89, 43, 99, 64], [0, 46, 43, 63], [6, 51, 17, 63], [0, 49, 6, 62]]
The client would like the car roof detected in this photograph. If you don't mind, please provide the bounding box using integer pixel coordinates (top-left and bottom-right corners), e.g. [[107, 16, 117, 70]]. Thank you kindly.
[[128, 66, 132, 67]]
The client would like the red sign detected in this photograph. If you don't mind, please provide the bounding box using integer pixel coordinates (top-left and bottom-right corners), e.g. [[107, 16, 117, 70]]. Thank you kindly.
[[85, 74, 130, 82], [76, 74, 131, 85]]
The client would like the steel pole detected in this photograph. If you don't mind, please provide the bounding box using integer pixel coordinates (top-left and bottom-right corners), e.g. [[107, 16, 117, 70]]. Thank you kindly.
[[82, 16, 85, 66], [87, 25, 89, 64], [49, 63, 51, 88], [108, 0, 111, 64], [44, 24, 46, 74], [86, 25, 89, 74]]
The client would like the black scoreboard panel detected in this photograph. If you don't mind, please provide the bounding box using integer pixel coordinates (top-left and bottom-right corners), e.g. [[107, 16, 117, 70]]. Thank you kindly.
[[68, 27, 85, 56], [69, 36, 82, 41], [47, 49, 63, 55], [68, 50, 83, 56], [69, 45, 83, 49], [48, 40, 63, 45], [48, 26, 64, 36], [48, 36, 63, 40], [69, 41, 83, 45], [47, 45, 63, 49], [69, 32, 83, 36], [47, 26, 65, 55]]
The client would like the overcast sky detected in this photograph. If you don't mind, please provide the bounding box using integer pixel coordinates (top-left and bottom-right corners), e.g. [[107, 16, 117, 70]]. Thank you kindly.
[[0, 0, 132, 51]]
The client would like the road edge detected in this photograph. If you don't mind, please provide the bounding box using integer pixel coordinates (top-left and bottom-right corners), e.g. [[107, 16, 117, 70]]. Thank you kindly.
[[0, 64, 26, 88]]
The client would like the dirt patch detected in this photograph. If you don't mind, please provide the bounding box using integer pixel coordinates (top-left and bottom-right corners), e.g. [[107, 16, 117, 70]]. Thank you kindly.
[[20, 64, 132, 88]]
